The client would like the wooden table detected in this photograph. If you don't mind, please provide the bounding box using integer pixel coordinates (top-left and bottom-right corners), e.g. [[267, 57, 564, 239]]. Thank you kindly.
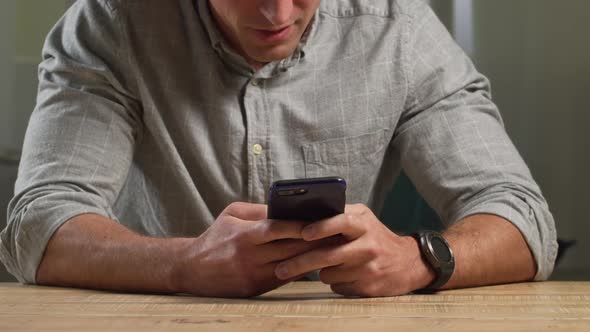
[[1, 282, 589, 331]]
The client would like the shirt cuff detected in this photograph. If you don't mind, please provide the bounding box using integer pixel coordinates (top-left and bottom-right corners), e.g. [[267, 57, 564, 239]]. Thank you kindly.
[[1, 194, 113, 284]]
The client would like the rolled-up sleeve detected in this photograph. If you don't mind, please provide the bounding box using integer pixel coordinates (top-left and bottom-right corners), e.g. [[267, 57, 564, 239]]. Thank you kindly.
[[0, 0, 141, 283], [392, 1, 557, 280]]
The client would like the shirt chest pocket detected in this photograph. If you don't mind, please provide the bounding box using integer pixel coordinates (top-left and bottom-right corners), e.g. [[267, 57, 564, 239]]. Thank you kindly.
[[302, 129, 391, 204]]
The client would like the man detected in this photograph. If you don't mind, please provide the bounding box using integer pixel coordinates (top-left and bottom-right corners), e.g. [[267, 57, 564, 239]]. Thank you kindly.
[[0, 0, 556, 298]]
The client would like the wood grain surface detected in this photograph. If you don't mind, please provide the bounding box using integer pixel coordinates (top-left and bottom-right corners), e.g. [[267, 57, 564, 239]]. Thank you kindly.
[[1, 281, 589, 331]]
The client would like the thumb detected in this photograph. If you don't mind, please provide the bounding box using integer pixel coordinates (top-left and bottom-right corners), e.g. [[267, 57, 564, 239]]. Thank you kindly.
[[223, 202, 268, 221]]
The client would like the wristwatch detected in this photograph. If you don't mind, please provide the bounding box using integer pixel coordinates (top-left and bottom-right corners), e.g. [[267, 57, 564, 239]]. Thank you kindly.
[[413, 231, 455, 292]]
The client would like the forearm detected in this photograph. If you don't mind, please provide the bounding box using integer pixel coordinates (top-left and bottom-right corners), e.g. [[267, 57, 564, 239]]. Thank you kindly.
[[442, 214, 537, 289], [36, 214, 192, 294]]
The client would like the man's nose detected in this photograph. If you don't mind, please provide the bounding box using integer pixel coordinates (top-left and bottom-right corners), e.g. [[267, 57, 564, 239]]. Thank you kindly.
[[259, 0, 294, 26]]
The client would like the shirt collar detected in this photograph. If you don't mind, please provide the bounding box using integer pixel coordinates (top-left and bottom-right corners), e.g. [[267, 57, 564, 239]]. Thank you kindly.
[[197, 0, 318, 78]]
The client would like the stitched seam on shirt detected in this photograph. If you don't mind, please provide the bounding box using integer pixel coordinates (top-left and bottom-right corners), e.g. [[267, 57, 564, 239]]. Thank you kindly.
[[100, 0, 144, 203], [320, 11, 394, 19], [319, 0, 411, 19], [397, 11, 412, 135], [262, 80, 272, 199], [111, 0, 144, 143], [404, 12, 429, 115], [0, 238, 22, 282], [394, 7, 450, 139], [101, 0, 119, 15]]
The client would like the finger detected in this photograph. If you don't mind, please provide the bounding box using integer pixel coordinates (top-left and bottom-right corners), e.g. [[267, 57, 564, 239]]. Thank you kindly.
[[262, 238, 325, 262], [344, 204, 366, 214], [250, 219, 308, 244], [261, 263, 309, 286], [275, 242, 357, 280], [318, 265, 360, 285], [245, 264, 293, 297], [301, 213, 365, 242], [267, 235, 349, 264], [225, 202, 267, 221], [331, 280, 388, 298], [330, 281, 365, 297]]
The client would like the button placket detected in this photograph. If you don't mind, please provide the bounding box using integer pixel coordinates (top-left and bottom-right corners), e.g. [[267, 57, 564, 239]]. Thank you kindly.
[[244, 77, 268, 203]]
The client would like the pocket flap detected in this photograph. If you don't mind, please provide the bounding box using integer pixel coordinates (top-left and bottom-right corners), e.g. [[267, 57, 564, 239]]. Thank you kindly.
[[303, 129, 390, 166]]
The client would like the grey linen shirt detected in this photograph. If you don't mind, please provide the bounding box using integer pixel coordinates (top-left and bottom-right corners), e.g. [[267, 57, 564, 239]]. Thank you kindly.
[[1, 0, 557, 284]]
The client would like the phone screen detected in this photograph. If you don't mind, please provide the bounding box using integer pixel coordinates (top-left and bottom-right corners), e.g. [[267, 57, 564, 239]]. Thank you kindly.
[[267, 177, 346, 222]]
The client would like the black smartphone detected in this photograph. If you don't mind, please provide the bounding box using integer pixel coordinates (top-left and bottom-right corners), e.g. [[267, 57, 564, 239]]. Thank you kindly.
[[267, 176, 347, 222]]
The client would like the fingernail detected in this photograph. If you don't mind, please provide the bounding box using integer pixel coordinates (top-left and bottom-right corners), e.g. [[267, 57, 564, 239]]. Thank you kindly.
[[302, 225, 315, 239], [276, 264, 289, 279]]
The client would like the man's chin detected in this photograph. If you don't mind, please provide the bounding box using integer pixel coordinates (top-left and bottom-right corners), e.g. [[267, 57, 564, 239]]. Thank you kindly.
[[247, 44, 299, 65]]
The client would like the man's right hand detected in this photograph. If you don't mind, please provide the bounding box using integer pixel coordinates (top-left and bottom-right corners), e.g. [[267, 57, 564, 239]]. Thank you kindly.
[[37, 202, 332, 298], [174, 202, 331, 298]]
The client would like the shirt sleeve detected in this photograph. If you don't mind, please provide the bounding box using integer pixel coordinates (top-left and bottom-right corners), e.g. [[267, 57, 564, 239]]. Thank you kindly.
[[391, 0, 557, 280], [0, 0, 141, 284]]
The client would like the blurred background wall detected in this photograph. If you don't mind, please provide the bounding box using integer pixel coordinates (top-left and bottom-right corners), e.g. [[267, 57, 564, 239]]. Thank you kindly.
[[1, 0, 589, 282], [470, 0, 590, 280], [1, 0, 71, 282]]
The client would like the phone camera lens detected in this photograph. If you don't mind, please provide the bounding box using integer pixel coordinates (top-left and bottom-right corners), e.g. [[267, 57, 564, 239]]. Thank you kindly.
[[277, 188, 308, 196]]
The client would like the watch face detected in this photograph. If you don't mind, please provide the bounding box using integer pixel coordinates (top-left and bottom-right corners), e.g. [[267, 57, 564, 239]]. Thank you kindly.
[[430, 236, 452, 262]]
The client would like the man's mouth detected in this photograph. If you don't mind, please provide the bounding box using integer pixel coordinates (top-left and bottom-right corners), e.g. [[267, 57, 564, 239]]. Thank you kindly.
[[253, 25, 293, 43]]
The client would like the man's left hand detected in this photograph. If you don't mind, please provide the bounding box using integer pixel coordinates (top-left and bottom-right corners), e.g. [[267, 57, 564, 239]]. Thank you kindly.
[[274, 204, 436, 297]]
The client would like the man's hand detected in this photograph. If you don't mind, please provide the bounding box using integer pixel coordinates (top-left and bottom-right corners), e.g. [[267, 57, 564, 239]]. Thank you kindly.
[[273, 204, 435, 297], [174, 202, 333, 298], [37, 202, 334, 298]]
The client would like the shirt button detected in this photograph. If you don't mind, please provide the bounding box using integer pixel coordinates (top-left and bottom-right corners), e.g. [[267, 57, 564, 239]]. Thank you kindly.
[[252, 144, 263, 155], [250, 79, 261, 87]]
